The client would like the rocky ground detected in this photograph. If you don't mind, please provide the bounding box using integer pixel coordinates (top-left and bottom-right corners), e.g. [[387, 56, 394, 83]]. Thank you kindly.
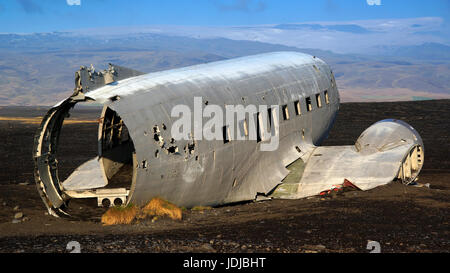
[[0, 100, 448, 253]]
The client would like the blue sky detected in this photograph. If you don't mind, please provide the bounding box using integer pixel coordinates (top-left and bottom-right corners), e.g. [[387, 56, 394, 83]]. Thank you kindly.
[[0, 0, 449, 33]]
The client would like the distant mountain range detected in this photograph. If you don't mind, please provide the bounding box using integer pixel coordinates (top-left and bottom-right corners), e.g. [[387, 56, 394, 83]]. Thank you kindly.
[[0, 32, 449, 105], [371, 43, 450, 60], [0, 32, 300, 57]]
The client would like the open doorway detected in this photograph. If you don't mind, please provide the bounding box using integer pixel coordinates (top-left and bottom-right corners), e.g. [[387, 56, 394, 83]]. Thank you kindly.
[[98, 107, 136, 198], [57, 105, 137, 209]]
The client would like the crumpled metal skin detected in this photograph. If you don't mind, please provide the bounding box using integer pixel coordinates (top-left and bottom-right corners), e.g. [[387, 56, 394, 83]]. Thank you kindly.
[[33, 52, 423, 217]]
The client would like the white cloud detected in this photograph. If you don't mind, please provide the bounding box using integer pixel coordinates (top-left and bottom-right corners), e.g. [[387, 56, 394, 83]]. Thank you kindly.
[[66, 0, 81, 6], [366, 0, 381, 6], [71, 17, 447, 54]]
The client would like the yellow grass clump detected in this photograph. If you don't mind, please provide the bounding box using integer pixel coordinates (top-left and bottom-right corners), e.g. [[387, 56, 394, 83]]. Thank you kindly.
[[101, 204, 138, 226], [139, 197, 182, 220], [191, 206, 213, 211], [100, 198, 183, 225]]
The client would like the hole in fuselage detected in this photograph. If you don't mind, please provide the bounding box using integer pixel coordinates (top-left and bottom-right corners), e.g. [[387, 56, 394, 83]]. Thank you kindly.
[[40, 104, 137, 217], [56, 104, 100, 182], [100, 107, 136, 190]]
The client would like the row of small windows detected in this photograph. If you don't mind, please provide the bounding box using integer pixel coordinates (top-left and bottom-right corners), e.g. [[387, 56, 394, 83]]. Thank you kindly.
[[222, 90, 330, 144], [283, 90, 329, 121]]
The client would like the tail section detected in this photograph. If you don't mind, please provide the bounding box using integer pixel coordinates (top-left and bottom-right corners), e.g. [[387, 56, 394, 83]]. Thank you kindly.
[[271, 119, 424, 199]]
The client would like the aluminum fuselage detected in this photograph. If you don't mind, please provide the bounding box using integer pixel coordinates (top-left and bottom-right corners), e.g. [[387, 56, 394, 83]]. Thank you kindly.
[[98, 52, 340, 207]]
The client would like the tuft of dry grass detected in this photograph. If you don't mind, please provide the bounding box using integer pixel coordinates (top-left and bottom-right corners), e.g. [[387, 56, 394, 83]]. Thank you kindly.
[[191, 206, 213, 211], [101, 204, 138, 226], [139, 197, 182, 220], [100, 198, 183, 225]]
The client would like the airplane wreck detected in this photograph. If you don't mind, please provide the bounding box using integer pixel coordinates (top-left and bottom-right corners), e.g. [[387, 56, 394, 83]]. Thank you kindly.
[[33, 52, 424, 217]]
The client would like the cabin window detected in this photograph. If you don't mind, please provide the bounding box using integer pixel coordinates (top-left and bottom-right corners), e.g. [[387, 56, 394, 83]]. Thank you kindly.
[[294, 100, 301, 116], [222, 125, 230, 144], [306, 97, 312, 112], [267, 107, 272, 129], [243, 119, 249, 137], [316, 93, 322, 108], [256, 112, 262, 142], [239, 119, 249, 137], [313, 64, 319, 72], [282, 105, 289, 120], [324, 90, 330, 104]]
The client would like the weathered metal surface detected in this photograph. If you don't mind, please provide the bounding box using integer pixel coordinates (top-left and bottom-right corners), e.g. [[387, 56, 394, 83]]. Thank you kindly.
[[73, 64, 145, 96], [62, 157, 108, 191], [273, 120, 423, 199], [97, 52, 338, 208], [33, 51, 424, 217]]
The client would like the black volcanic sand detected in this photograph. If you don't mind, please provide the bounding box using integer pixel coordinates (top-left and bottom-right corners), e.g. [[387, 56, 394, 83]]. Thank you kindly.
[[0, 100, 448, 253]]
